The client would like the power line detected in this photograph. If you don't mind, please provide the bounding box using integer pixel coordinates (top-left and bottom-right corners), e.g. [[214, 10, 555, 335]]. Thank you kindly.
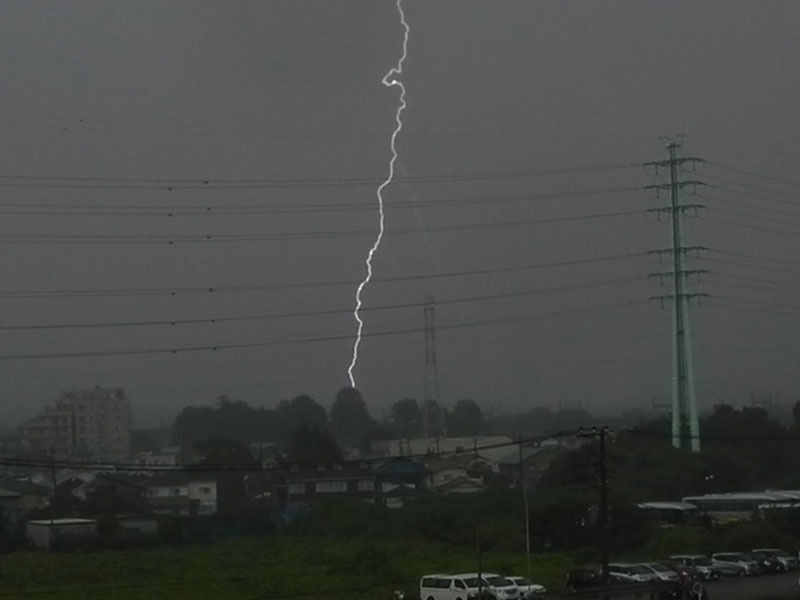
[[697, 192, 800, 221], [705, 257, 800, 278], [0, 185, 645, 216], [706, 160, 800, 191], [697, 215, 800, 240], [706, 180, 800, 208], [0, 300, 645, 361], [712, 248, 800, 268], [0, 251, 647, 299], [0, 161, 641, 190], [0, 276, 645, 331], [0, 208, 645, 245], [710, 206, 800, 229]]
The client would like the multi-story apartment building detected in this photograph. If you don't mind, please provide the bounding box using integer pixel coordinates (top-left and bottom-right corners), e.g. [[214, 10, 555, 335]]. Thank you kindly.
[[19, 387, 131, 462]]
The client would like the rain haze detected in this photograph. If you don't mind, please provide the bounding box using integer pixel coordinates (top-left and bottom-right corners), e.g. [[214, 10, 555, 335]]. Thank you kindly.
[[1, 0, 799, 428]]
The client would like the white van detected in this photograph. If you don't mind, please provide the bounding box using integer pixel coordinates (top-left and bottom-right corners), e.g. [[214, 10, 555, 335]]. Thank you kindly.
[[420, 573, 520, 600], [419, 574, 470, 600]]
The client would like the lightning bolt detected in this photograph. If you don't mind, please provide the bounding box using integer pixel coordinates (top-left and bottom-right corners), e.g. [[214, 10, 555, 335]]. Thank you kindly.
[[347, 0, 410, 387]]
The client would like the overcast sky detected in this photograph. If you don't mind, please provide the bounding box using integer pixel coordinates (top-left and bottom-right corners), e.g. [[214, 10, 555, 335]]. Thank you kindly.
[[0, 1, 799, 427]]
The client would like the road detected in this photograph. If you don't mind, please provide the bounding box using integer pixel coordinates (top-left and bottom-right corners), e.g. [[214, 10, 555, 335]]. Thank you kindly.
[[705, 572, 800, 599]]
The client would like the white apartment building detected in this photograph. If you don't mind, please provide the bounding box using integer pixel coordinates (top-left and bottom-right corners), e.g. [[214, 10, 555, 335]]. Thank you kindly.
[[19, 387, 131, 461]]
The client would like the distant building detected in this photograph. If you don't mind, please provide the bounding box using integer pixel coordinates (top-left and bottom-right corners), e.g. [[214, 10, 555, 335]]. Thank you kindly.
[[279, 462, 376, 504], [27, 518, 98, 549], [144, 474, 217, 516], [19, 387, 131, 461]]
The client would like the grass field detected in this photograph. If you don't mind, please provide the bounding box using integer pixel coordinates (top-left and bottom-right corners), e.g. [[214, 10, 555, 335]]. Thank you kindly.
[[0, 536, 576, 600]]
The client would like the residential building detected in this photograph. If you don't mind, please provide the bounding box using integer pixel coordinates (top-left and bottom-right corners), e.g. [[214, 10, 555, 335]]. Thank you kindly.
[[19, 387, 131, 461], [0, 477, 50, 513], [495, 441, 567, 488], [280, 462, 375, 503], [27, 518, 98, 549], [144, 474, 217, 516], [136, 450, 178, 466], [0, 488, 24, 525], [373, 457, 428, 507]]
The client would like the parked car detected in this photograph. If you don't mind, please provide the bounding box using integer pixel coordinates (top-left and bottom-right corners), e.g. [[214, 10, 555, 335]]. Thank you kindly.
[[506, 576, 545, 599], [750, 550, 783, 574], [565, 567, 623, 591], [608, 563, 660, 583], [669, 555, 722, 581], [419, 574, 470, 600], [662, 560, 702, 582], [711, 552, 760, 576], [481, 574, 521, 600], [640, 562, 680, 582], [752, 548, 798, 572], [442, 573, 518, 600]]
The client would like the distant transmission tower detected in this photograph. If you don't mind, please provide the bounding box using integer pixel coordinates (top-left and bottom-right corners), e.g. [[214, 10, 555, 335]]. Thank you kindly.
[[645, 140, 707, 452], [423, 295, 444, 439]]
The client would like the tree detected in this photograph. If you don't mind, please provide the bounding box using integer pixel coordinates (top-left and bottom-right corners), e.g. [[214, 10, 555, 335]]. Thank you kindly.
[[329, 387, 374, 447], [390, 398, 421, 437], [287, 425, 342, 464], [447, 399, 484, 436], [276, 394, 328, 438]]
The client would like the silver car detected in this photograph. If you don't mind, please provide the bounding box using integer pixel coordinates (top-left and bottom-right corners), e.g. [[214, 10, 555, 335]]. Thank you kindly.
[[506, 576, 546, 600], [711, 552, 760, 577], [608, 563, 660, 583], [668, 555, 721, 581], [640, 562, 680, 582]]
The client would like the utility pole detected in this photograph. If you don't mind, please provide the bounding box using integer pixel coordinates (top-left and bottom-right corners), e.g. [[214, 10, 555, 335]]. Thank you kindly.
[[519, 437, 531, 577], [578, 427, 610, 586], [645, 141, 705, 452], [598, 427, 609, 586]]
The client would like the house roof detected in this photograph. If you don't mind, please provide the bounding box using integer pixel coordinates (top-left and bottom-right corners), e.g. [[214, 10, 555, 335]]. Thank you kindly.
[[283, 465, 372, 482], [421, 459, 467, 473], [434, 476, 486, 493], [28, 518, 97, 526], [0, 487, 22, 499], [496, 445, 549, 465], [0, 477, 50, 496], [374, 457, 426, 476], [383, 484, 427, 498]]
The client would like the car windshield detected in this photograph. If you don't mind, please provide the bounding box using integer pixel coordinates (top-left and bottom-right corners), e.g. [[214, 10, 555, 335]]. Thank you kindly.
[[487, 577, 512, 587], [772, 550, 788, 557], [511, 578, 531, 585], [462, 578, 489, 588], [740, 553, 756, 561], [694, 558, 711, 566], [649, 563, 670, 572], [629, 565, 652, 575]]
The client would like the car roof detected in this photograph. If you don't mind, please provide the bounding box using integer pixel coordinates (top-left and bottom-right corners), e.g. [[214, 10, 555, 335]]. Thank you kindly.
[[670, 554, 707, 559], [752, 548, 780, 552]]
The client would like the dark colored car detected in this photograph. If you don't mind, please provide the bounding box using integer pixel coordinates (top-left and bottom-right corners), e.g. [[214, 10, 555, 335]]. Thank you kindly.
[[565, 568, 623, 591], [751, 551, 783, 574]]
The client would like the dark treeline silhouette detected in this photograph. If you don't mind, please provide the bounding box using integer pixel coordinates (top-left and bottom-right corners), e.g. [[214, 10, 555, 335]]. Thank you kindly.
[[170, 387, 388, 452]]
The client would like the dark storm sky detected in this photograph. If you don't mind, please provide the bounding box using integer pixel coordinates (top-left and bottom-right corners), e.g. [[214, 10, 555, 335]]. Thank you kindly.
[[1, 1, 799, 427]]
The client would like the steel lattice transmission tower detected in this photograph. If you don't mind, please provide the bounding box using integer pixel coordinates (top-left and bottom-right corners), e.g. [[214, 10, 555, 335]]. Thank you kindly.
[[422, 295, 445, 439], [646, 140, 705, 452]]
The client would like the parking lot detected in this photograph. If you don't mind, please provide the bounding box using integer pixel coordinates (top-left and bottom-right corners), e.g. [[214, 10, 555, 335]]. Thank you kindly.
[[704, 572, 800, 599]]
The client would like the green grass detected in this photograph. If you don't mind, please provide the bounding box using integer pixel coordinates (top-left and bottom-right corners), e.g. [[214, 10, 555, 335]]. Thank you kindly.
[[0, 536, 576, 600]]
